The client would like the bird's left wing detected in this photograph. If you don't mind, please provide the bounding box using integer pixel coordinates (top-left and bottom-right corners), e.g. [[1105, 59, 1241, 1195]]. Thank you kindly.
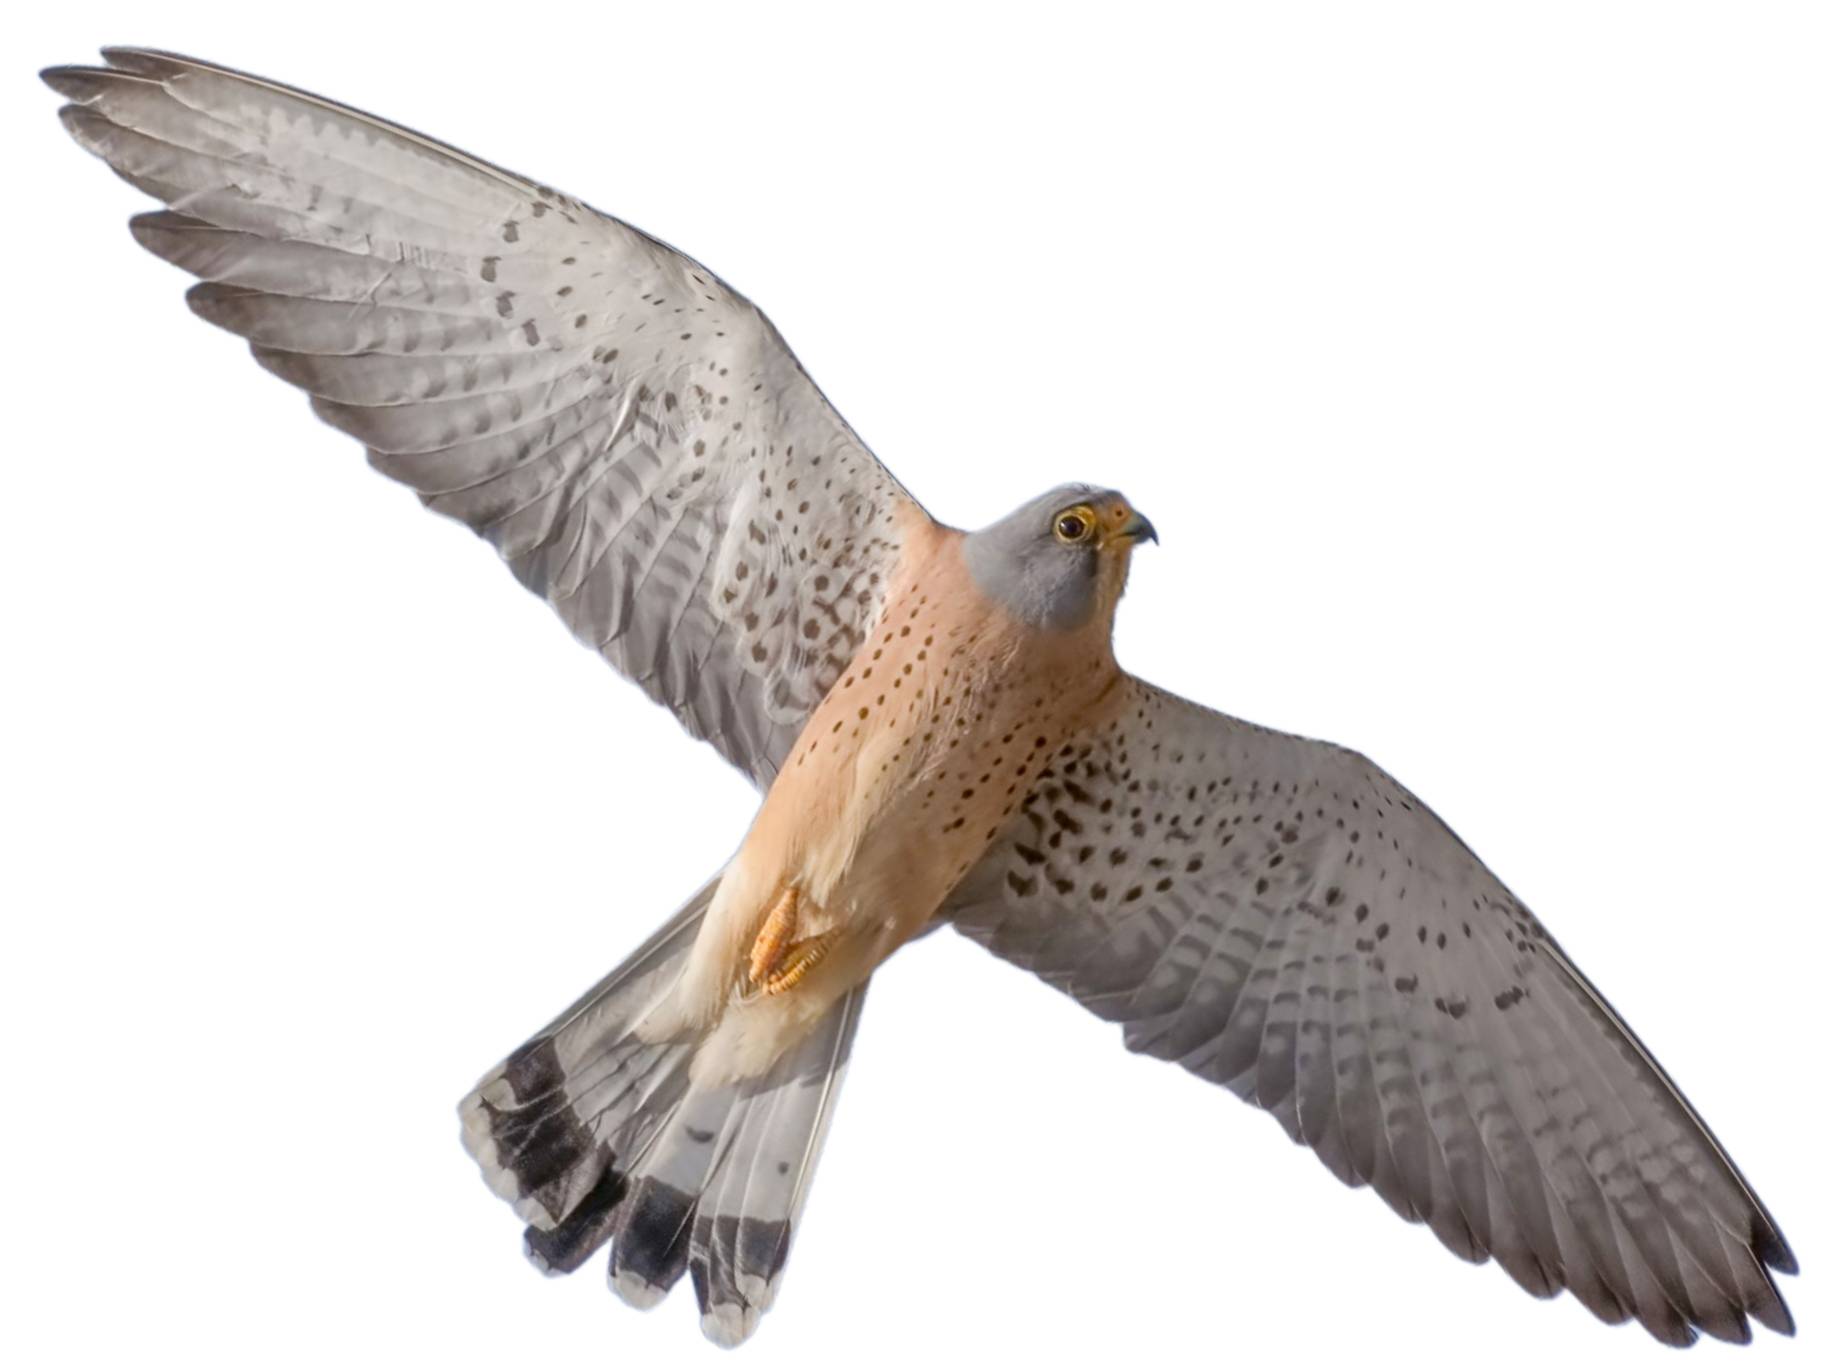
[[44, 48, 929, 785], [943, 677, 1796, 1345]]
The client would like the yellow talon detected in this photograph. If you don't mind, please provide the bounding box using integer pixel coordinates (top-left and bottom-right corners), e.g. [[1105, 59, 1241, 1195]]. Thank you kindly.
[[747, 883, 800, 986], [761, 933, 833, 996], [747, 883, 835, 996]]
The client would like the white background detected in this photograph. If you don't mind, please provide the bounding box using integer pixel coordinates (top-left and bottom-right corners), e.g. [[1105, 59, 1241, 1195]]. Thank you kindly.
[[3, 4, 1815, 1363]]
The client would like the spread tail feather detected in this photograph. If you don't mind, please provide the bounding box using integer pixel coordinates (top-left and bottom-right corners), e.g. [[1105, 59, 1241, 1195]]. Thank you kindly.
[[458, 877, 866, 1345]]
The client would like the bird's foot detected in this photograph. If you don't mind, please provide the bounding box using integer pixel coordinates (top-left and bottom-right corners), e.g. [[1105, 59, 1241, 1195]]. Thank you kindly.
[[746, 883, 834, 996], [758, 932, 835, 996], [747, 882, 800, 986]]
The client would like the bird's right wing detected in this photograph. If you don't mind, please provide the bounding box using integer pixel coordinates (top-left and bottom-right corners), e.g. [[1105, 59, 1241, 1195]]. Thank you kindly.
[[944, 676, 1796, 1345], [45, 48, 930, 785]]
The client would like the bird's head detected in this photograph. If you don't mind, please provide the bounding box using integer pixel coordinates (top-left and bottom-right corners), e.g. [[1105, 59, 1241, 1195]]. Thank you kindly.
[[962, 483, 1157, 633]]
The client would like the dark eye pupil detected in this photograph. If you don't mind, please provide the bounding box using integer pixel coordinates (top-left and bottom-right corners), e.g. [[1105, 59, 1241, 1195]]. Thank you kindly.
[[1058, 515, 1086, 540]]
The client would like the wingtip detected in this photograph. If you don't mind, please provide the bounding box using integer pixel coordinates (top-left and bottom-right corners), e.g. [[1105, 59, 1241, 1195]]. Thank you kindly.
[[97, 45, 176, 71], [38, 46, 190, 85], [1748, 1272, 1798, 1339], [1741, 1209, 1800, 1282], [1753, 1217, 1799, 1277], [53, 102, 106, 148], [41, 64, 110, 100]]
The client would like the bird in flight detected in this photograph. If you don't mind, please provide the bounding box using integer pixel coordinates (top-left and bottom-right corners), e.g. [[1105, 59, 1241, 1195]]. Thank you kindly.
[[44, 47, 1795, 1351]]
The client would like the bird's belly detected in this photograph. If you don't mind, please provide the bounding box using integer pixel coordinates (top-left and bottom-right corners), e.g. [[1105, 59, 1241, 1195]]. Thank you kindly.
[[667, 557, 1120, 1079], [830, 719, 1060, 935], [677, 689, 1073, 1084], [754, 646, 1115, 984]]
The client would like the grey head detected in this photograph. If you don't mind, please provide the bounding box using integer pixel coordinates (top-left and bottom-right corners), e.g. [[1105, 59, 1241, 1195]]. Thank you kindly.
[[962, 484, 1157, 632]]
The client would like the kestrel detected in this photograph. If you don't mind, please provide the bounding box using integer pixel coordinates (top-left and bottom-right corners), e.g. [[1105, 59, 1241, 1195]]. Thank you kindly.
[[43, 48, 1795, 1350]]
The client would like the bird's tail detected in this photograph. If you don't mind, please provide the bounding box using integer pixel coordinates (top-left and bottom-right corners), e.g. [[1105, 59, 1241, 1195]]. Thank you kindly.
[[459, 877, 867, 1346]]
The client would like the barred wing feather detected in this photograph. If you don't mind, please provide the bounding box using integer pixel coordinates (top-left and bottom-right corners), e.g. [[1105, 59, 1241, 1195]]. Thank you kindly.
[[45, 48, 926, 784], [945, 678, 1796, 1345]]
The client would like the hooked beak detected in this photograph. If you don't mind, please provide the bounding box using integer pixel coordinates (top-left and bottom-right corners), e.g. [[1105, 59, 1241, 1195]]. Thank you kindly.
[[1111, 508, 1158, 546]]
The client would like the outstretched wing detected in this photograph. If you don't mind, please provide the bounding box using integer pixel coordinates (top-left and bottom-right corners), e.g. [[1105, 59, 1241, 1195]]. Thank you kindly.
[[45, 48, 928, 784], [944, 677, 1796, 1345]]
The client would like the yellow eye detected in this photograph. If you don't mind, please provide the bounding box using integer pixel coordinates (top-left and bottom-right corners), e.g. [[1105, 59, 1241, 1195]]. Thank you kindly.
[[1053, 504, 1097, 544]]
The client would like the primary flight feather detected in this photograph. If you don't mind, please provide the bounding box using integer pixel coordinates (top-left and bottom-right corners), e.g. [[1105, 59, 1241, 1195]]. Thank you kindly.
[[42, 46, 1795, 1349]]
